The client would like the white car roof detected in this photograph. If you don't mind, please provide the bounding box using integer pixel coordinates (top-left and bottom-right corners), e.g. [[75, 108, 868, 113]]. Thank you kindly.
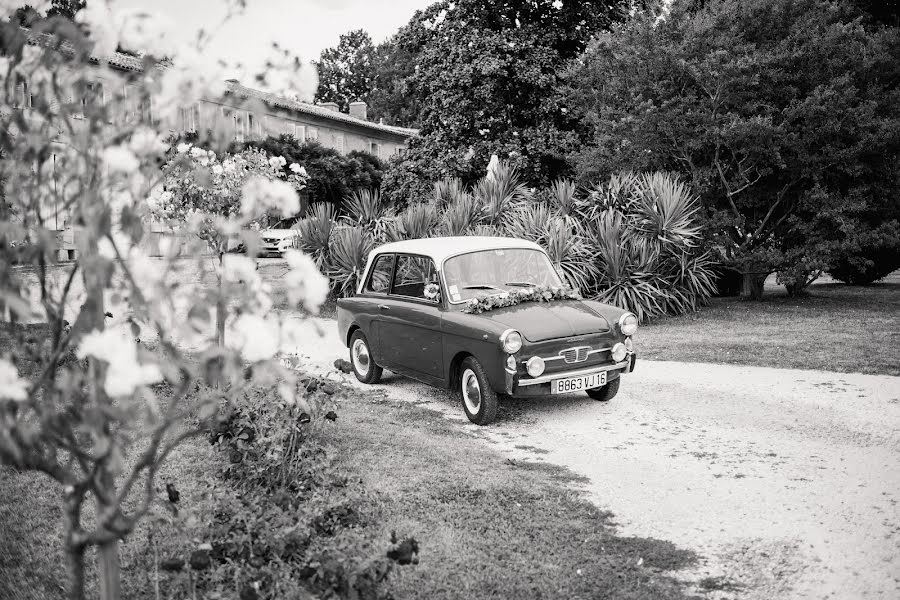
[[371, 236, 545, 265]]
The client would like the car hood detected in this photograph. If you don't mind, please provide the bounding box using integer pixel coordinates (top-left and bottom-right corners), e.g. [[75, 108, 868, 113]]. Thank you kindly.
[[477, 300, 610, 342], [261, 229, 299, 240]]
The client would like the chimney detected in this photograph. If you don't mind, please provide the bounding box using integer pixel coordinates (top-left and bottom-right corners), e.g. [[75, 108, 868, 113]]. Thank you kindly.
[[349, 101, 368, 121], [318, 101, 339, 112]]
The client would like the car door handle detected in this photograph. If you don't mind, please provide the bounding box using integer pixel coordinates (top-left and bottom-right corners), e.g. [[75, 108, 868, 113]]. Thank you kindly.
[[378, 304, 389, 311]]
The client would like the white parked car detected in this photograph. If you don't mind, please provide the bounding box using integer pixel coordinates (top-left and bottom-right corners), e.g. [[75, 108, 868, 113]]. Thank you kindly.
[[259, 216, 303, 256]]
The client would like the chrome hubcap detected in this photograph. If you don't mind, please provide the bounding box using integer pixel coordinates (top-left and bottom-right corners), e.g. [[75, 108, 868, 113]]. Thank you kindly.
[[351, 339, 370, 376], [462, 368, 481, 414]]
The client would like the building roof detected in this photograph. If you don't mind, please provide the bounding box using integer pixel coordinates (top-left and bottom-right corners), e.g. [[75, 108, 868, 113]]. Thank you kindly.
[[372, 236, 545, 265], [23, 29, 418, 139], [223, 81, 417, 138]]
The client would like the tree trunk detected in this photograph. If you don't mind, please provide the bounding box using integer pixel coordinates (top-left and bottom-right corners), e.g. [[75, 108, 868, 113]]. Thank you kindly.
[[83, 236, 121, 600], [67, 545, 86, 600], [65, 498, 86, 600], [740, 272, 766, 300]]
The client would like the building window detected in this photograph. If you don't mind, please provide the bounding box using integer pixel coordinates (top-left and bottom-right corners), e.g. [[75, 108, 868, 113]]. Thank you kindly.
[[181, 104, 200, 132], [335, 133, 345, 153], [307, 127, 318, 142], [370, 142, 380, 157], [295, 124, 306, 141]]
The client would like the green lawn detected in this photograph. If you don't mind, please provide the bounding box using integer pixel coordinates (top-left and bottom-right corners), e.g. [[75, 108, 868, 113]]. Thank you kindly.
[[637, 273, 900, 376]]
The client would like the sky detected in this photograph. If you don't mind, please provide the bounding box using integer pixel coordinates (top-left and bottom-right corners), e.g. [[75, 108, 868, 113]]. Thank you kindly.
[[116, 0, 434, 78]]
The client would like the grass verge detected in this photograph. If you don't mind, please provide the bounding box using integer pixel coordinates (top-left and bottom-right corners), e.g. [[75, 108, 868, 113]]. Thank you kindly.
[[637, 275, 900, 376]]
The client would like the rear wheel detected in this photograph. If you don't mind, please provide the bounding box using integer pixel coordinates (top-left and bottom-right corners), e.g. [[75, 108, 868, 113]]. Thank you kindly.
[[350, 331, 383, 384], [587, 377, 620, 402], [459, 357, 499, 426]]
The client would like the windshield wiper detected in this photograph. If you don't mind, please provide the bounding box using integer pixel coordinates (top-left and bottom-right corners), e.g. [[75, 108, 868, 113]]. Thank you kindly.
[[462, 284, 506, 292], [505, 281, 536, 287]]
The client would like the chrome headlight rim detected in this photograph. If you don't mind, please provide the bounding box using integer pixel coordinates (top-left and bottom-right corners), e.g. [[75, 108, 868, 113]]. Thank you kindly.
[[618, 312, 638, 337], [500, 329, 523, 354], [526, 356, 545, 377], [611, 342, 627, 363]]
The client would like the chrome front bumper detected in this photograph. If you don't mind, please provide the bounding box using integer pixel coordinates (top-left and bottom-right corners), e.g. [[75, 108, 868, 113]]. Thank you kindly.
[[515, 355, 634, 387]]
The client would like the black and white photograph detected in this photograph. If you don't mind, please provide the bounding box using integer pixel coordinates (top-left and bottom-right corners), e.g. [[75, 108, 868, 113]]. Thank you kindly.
[[0, 0, 898, 598]]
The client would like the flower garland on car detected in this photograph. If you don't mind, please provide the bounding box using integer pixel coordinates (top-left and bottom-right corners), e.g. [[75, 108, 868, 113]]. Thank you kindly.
[[461, 286, 581, 314]]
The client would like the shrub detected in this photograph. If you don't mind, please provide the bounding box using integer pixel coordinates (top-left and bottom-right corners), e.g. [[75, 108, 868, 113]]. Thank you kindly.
[[342, 189, 394, 240], [328, 226, 375, 297], [294, 203, 337, 268], [828, 223, 900, 285]]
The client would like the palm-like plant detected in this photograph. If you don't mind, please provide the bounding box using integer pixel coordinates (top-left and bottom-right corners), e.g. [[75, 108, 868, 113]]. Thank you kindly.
[[293, 202, 336, 268], [473, 160, 531, 228], [440, 192, 483, 236], [632, 172, 702, 249], [504, 201, 555, 244], [544, 220, 599, 293], [548, 178, 583, 224], [384, 202, 440, 242], [343, 189, 393, 240], [327, 226, 374, 297], [432, 177, 467, 210]]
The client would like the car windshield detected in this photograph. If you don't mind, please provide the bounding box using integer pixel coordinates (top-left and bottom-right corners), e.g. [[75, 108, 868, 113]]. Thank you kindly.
[[270, 216, 301, 229], [442, 248, 563, 303]]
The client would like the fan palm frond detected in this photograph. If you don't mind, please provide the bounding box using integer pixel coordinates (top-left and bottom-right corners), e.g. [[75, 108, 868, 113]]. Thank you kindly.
[[293, 202, 336, 268], [473, 160, 531, 227], [342, 189, 393, 241], [327, 226, 374, 297]]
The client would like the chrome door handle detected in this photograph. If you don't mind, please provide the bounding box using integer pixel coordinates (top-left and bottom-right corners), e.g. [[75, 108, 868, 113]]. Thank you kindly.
[[378, 304, 389, 310]]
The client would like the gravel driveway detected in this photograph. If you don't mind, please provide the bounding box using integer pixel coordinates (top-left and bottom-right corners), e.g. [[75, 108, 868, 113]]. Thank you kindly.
[[286, 316, 900, 600]]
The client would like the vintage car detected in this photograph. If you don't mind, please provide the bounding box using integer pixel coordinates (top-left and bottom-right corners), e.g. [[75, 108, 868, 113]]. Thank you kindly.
[[336, 237, 637, 425]]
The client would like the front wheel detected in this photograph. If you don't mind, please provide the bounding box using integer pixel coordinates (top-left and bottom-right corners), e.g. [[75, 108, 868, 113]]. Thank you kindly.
[[587, 377, 620, 402], [459, 357, 499, 426], [350, 331, 383, 384]]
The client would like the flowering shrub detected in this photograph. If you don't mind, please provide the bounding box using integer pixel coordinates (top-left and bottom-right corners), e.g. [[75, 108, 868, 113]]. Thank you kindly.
[[0, 3, 325, 599], [153, 146, 310, 254], [461, 285, 581, 314]]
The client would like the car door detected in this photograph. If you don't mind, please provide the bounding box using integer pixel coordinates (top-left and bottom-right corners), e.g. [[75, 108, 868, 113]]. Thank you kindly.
[[378, 254, 444, 380], [360, 253, 395, 363]]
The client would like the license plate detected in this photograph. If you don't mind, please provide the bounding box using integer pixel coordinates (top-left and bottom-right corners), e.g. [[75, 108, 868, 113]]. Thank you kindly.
[[551, 371, 607, 394]]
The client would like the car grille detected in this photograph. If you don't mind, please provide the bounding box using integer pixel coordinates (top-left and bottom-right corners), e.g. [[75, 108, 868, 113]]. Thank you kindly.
[[560, 346, 591, 363]]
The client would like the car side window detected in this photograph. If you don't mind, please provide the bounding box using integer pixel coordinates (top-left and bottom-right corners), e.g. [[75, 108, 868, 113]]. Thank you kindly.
[[365, 254, 394, 294], [391, 254, 440, 302]]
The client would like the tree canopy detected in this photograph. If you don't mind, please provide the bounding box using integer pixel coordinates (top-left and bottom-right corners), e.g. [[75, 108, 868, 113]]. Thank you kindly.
[[314, 29, 375, 113], [381, 0, 632, 205], [568, 0, 900, 295]]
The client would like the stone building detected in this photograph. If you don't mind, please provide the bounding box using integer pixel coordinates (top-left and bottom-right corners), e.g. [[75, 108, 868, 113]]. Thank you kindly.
[[12, 32, 417, 259]]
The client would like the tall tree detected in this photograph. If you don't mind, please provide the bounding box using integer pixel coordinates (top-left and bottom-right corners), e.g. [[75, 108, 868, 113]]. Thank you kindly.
[[314, 29, 376, 113], [568, 0, 900, 297], [381, 0, 631, 205], [367, 34, 421, 128]]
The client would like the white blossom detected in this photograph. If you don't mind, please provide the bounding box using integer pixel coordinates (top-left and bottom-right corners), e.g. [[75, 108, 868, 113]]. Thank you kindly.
[[190, 146, 207, 159], [241, 176, 300, 218], [129, 127, 168, 157], [76, 329, 163, 397], [102, 145, 140, 174], [227, 315, 279, 362], [0, 359, 28, 402], [0, 0, 49, 19], [75, 0, 119, 57], [176, 142, 192, 154], [268, 156, 287, 169], [212, 164, 224, 176], [222, 255, 259, 284], [289, 163, 303, 174], [284, 250, 329, 313]]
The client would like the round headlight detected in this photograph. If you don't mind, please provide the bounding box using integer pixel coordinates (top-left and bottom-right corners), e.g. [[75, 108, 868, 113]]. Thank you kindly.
[[611, 343, 627, 363], [618, 313, 638, 337], [500, 330, 523, 354], [526, 356, 545, 377], [624, 337, 634, 352]]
